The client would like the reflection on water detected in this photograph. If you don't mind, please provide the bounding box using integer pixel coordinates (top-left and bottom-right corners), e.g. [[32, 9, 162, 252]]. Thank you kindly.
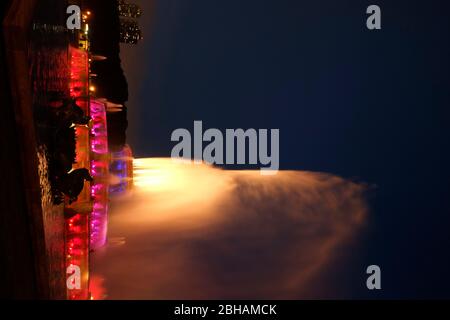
[[92, 158, 368, 299], [30, 20, 69, 298], [36, 146, 66, 298]]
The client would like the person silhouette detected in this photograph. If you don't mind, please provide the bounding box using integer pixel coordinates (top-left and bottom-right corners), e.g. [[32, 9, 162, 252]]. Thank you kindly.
[[58, 168, 93, 204]]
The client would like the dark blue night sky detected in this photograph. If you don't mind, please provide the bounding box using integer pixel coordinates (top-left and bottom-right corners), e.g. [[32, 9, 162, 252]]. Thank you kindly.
[[122, 0, 450, 298]]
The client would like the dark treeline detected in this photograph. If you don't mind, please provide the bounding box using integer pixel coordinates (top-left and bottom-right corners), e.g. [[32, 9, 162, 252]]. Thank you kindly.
[[85, 0, 128, 151]]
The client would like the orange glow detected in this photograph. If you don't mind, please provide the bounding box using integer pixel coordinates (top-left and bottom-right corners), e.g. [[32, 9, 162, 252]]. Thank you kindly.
[[92, 158, 368, 299]]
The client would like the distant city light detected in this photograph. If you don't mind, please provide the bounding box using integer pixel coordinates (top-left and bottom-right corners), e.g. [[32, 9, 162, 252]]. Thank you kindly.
[[119, 18, 143, 44], [118, 1, 142, 18], [117, 1, 143, 44]]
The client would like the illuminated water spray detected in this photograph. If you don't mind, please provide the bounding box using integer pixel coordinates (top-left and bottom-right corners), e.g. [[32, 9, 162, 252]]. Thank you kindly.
[[89, 100, 109, 250], [91, 158, 369, 299]]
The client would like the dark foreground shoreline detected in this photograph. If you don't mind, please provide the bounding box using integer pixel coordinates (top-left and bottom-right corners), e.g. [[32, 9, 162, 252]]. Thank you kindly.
[[0, 0, 51, 299]]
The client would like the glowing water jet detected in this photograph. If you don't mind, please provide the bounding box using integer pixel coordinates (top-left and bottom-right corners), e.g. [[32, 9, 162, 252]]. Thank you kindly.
[[92, 158, 368, 299]]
